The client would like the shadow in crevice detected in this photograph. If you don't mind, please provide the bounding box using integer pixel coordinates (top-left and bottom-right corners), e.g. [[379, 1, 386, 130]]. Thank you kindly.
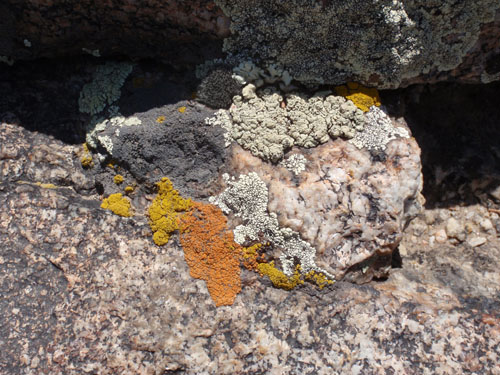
[[382, 81, 500, 209], [0, 57, 199, 144]]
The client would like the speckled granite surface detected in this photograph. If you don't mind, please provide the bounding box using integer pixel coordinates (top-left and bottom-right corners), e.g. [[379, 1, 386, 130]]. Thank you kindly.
[[1, 120, 499, 374]]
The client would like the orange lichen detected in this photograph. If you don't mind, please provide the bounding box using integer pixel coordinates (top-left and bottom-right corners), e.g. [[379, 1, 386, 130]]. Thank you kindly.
[[179, 201, 243, 307], [101, 193, 132, 217], [113, 174, 124, 184], [335, 82, 381, 112], [156, 116, 166, 124], [178, 106, 187, 113], [148, 177, 191, 246]]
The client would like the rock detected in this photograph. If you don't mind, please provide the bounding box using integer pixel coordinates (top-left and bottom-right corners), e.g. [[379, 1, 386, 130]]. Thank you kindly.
[[2, 122, 500, 375], [223, 127, 423, 283], [217, 0, 500, 88], [435, 229, 448, 244], [480, 218, 494, 232], [467, 236, 487, 247], [0, 0, 229, 66], [1, 1, 499, 88], [446, 217, 465, 241]]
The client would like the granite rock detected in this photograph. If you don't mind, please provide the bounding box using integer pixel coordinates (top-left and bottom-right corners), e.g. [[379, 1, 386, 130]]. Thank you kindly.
[[1, 122, 499, 375], [222, 118, 423, 283]]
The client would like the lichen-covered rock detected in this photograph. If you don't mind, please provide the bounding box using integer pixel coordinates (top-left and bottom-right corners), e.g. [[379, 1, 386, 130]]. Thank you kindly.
[[224, 121, 423, 282], [217, 0, 500, 88], [206, 85, 365, 162], [87, 101, 227, 198], [196, 66, 243, 109], [2, 122, 500, 375]]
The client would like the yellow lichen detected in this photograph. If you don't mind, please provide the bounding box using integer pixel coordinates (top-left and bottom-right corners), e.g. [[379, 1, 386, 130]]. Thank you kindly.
[[34, 182, 57, 189], [335, 82, 381, 112], [80, 143, 93, 168], [148, 177, 191, 246], [178, 106, 187, 113], [124, 185, 134, 193], [257, 262, 304, 290], [101, 193, 132, 217], [113, 174, 124, 184], [179, 201, 243, 307], [156, 116, 166, 123], [305, 270, 335, 290], [241, 243, 263, 271]]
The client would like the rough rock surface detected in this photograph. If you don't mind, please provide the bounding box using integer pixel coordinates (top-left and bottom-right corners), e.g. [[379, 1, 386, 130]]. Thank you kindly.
[[223, 124, 422, 283], [1, 121, 499, 374], [88, 101, 227, 198], [0, 0, 229, 65], [1, 1, 500, 88], [218, 0, 500, 88]]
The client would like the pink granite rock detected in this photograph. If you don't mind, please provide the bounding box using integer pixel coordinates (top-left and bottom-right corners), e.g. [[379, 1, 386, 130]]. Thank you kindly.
[[223, 118, 423, 283]]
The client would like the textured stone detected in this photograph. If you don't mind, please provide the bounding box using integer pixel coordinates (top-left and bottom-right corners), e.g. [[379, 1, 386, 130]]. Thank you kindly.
[[1, 117, 500, 374], [223, 125, 423, 282], [217, 0, 500, 88]]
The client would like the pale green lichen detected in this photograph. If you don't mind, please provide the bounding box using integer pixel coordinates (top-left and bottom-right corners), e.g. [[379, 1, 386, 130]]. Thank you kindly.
[[216, 0, 500, 88], [206, 84, 365, 162], [78, 62, 133, 115]]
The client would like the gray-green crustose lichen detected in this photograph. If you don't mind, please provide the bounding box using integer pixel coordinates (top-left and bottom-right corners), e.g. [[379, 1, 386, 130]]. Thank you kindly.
[[216, 0, 500, 88], [78, 62, 133, 115], [206, 84, 365, 162]]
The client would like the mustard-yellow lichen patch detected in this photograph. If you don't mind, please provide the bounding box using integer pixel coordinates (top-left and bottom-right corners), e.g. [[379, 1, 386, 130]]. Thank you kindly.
[[156, 116, 166, 124], [178, 106, 187, 113], [113, 174, 124, 184], [179, 201, 243, 307], [335, 82, 381, 112], [257, 262, 304, 291], [241, 243, 263, 271], [34, 182, 58, 189], [305, 270, 335, 289], [101, 193, 132, 217], [124, 185, 134, 193], [80, 143, 93, 168], [148, 177, 191, 246]]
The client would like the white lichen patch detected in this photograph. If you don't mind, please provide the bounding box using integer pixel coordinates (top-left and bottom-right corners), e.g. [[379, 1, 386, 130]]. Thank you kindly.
[[210, 173, 332, 278], [280, 154, 307, 175], [86, 115, 142, 153], [206, 85, 365, 162], [78, 62, 133, 115], [349, 106, 409, 151], [232, 61, 293, 87]]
